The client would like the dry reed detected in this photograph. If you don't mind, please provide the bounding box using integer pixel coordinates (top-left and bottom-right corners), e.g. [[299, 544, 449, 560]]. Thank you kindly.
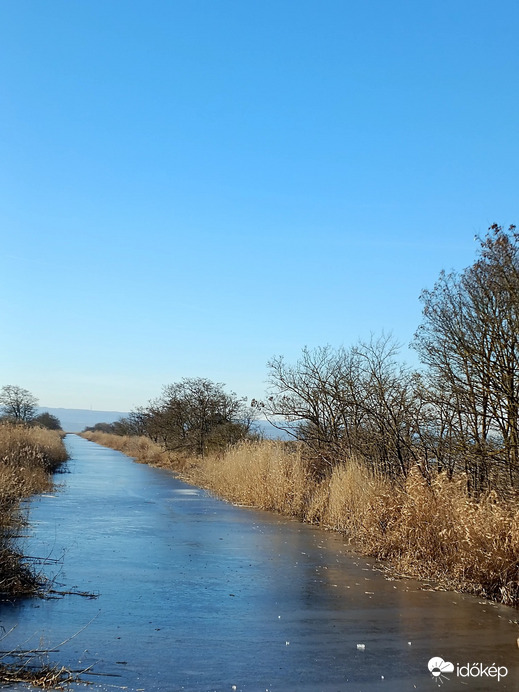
[[0, 424, 68, 598], [196, 440, 312, 516], [0, 662, 77, 689], [81, 430, 174, 468], [81, 432, 519, 606]]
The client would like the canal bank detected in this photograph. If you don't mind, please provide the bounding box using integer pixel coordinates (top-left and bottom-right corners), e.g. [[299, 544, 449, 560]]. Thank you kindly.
[[1, 434, 518, 691]]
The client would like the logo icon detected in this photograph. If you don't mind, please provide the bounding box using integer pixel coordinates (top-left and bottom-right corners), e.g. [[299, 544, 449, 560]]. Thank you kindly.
[[428, 657, 454, 684]]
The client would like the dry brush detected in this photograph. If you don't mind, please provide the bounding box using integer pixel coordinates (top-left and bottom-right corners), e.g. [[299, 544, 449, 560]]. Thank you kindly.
[[82, 431, 519, 607], [0, 424, 68, 599]]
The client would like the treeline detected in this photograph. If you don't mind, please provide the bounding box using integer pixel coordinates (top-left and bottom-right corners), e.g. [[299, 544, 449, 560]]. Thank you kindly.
[[82, 224, 519, 605], [256, 224, 519, 497], [85, 377, 257, 457], [0, 385, 62, 430], [99, 224, 519, 498]]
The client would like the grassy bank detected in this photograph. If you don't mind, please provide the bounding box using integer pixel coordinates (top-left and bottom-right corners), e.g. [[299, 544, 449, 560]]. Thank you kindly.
[[82, 431, 519, 607], [0, 424, 68, 598]]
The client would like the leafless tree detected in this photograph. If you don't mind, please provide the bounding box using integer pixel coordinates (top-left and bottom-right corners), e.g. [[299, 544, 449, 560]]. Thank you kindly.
[[128, 378, 254, 456], [414, 224, 519, 494], [259, 337, 422, 478], [0, 385, 38, 423]]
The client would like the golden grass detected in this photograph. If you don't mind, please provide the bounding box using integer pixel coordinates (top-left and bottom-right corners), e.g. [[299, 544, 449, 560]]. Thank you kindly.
[[196, 440, 312, 516], [0, 425, 68, 513], [0, 424, 68, 472], [81, 430, 173, 467], [0, 424, 68, 598], [313, 463, 519, 604], [81, 432, 519, 606]]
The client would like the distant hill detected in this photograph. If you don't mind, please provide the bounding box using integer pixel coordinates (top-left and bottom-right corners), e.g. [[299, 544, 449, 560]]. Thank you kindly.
[[38, 408, 129, 433]]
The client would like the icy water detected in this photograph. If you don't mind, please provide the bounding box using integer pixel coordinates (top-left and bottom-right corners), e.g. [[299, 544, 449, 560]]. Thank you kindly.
[[1, 435, 518, 691]]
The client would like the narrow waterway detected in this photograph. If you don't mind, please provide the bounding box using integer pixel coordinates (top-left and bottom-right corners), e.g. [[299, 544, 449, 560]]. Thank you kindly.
[[1, 435, 518, 691]]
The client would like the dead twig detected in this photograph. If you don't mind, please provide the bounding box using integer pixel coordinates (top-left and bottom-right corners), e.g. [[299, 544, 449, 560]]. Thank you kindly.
[[45, 588, 99, 599]]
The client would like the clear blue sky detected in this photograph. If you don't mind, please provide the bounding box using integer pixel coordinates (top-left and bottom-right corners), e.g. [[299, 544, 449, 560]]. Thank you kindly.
[[1, 1, 518, 411]]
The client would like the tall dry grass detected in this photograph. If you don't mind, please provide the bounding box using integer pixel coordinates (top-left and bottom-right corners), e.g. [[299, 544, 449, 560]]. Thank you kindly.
[[0, 424, 68, 509], [316, 463, 519, 604], [197, 440, 312, 516], [0, 424, 68, 598], [81, 432, 519, 606], [81, 431, 174, 468]]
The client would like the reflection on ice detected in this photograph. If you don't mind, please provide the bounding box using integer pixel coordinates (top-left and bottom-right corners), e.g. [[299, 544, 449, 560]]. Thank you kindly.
[[0, 434, 518, 692]]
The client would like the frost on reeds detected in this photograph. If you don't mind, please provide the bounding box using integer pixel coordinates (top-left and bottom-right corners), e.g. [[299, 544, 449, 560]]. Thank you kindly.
[[0, 424, 68, 598], [0, 623, 90, 689], [0, 661, 77, 690], [81, 432, 519, 606]]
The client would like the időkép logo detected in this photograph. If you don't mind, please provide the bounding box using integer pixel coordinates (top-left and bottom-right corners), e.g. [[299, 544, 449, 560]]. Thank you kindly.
[[428, 657, 508, 684]]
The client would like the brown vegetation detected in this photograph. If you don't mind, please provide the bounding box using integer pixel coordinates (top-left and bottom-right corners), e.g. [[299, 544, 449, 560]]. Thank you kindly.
[[0, 662, 77, 690], [0, 424, 68, 598], [253, 225, 519, 497], [81, 430, 172, 468], [92, 377, 255, 457], [81, 225, 519, 607], [81, 431, 519, 607]]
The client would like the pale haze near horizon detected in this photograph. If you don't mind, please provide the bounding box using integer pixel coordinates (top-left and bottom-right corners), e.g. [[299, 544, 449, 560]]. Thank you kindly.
[[1, 1, 518, 411]]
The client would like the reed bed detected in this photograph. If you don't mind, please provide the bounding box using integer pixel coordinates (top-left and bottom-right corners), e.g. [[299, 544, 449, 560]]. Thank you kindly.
[[0, 424, 68, 598], [197, 440, 312, 516], [81, 432, 519, 606], [81, 430, 174, 468]]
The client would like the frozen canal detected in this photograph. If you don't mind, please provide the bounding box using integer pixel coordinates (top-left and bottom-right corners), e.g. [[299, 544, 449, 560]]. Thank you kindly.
[[1, 435, 518, 691]]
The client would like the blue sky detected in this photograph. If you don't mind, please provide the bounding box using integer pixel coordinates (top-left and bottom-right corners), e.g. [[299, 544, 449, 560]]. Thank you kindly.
[[1, 1, 518, 411]]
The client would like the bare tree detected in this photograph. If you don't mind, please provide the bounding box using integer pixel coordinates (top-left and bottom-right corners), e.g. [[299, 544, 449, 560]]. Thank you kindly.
[[128, 378, 254, 456], [351, 335, 422, 478], [0, 385, 38, 423], [414, 224, 519, 494], [259, 337, 422, 478], [259, 345, 351, 462]]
